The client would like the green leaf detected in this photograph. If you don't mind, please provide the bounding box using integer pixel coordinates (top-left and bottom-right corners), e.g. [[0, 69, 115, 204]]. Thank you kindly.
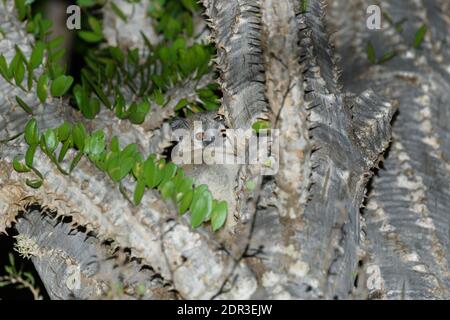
[[76, 0, 96, 7], [70, 150, 84, 172], [25, 144, 37, 167], [27, 67, 33, 91], [413, 24, 427, 49], [202, 191, 214, 222], [38, 19, 52, 41], [14, 0, 27, 21], [87, 130, 106, 157], [82, 69, 111, 108], [160, 180, 175, 200], [114, 90, 128, 119], [43, 128, 58, 154], [148, 0, 165, 15], [13, 55, 25, 86], [29, 41, 45, 70], [367, 41, 377, 64], [109, 156, 134, 182], [109, 47, 125, 64], [51, 75, 73, 97], [36, 74, 48, 103], [211, 201, 228, 231], [87, 97, 101, 119], [49, 48, 66, 63], [378, 51, 397, 64], [246, 180, 256, 191], [73, 84, 88, 111], [177, 190, 193, 215], [26, 178, 43, 189], [107, 156, 121, 182], [48, 62, 64, 79], [58, 137, 72, 162], [152, 90, 165, 106], [252, 120, 271, 133], [110, 2, 128, 22], [175, 177, 194, 196], [190, 190, 213, 228], [78, 31, 103, 43], [158, 161, 176, 185], [13, 156, 30, 173], [57, 121, 72, 142], [24, 118, 39, 145], [110, 136, 120, 153], [72, 122, 87, 150], [300, 0, 308, 13], [15, 96, 33, 115], [143, 157, 163, 188], [88, 16, 102, 35], [132, 154, 144, 178], [173, 168, 185, 183], [133, 177, 146, 205], [192, 184, 208, 202], [181, 0, 198, 11], [46, 36, 64, 51], [174, 98, 188, 111], [0, 54, 12, 80], [129, 101, 150, 124], [5, 265, 13, 275], [120, 143, 138, 159]]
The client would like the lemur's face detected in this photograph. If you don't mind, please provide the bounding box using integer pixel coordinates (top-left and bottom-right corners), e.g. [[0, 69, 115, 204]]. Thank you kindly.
[[171, 111, 227, 149]]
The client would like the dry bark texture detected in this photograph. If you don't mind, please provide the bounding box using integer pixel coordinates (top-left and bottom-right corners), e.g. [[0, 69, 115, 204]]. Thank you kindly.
[[328, 0, 450, 299], [0, 0, 448, 299]]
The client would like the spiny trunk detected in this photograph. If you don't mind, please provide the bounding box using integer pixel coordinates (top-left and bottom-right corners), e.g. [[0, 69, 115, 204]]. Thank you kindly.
[[0, 0, 448, 300]]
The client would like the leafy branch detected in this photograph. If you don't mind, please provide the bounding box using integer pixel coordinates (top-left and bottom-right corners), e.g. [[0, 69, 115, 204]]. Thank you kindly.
[[14, 119, 228, 231], [0, 253, 42, 300]]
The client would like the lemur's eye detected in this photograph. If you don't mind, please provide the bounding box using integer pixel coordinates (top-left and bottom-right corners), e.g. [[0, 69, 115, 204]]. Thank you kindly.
[[195, 132, 204, 141]]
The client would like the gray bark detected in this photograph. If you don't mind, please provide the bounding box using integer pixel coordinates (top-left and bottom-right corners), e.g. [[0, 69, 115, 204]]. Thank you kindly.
[[328, 0, 450, 299], [0, 0, 448, 299]]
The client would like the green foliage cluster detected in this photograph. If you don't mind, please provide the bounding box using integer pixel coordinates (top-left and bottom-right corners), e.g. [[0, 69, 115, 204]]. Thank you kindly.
[[75, 38, 219, 121], [2, 0, 228, 230], [148, 0, 199, 40], [0, 35, 71, 108], [14, 119, 227, 230], [72, 0, 220, 121]]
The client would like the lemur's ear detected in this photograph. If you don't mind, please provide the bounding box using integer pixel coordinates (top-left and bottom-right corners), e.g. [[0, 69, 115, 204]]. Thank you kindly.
[[170, 118, 190, 130]]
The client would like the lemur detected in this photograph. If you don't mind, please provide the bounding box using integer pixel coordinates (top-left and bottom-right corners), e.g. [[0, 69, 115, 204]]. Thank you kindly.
[[170, 112, 240, 221]]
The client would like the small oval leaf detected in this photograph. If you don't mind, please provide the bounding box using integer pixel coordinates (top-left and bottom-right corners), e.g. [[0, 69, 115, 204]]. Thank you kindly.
[[13, 157, 30, 173], [25, 144, 37, 167], [26, 178, 43, 189], [37, 74, 49, 103], [30, 41, 45, 70], [24, 118, 39, 145], [51, 75, 74, 97], [43, 128, 58, 154], [211, 201, 228, 231]]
